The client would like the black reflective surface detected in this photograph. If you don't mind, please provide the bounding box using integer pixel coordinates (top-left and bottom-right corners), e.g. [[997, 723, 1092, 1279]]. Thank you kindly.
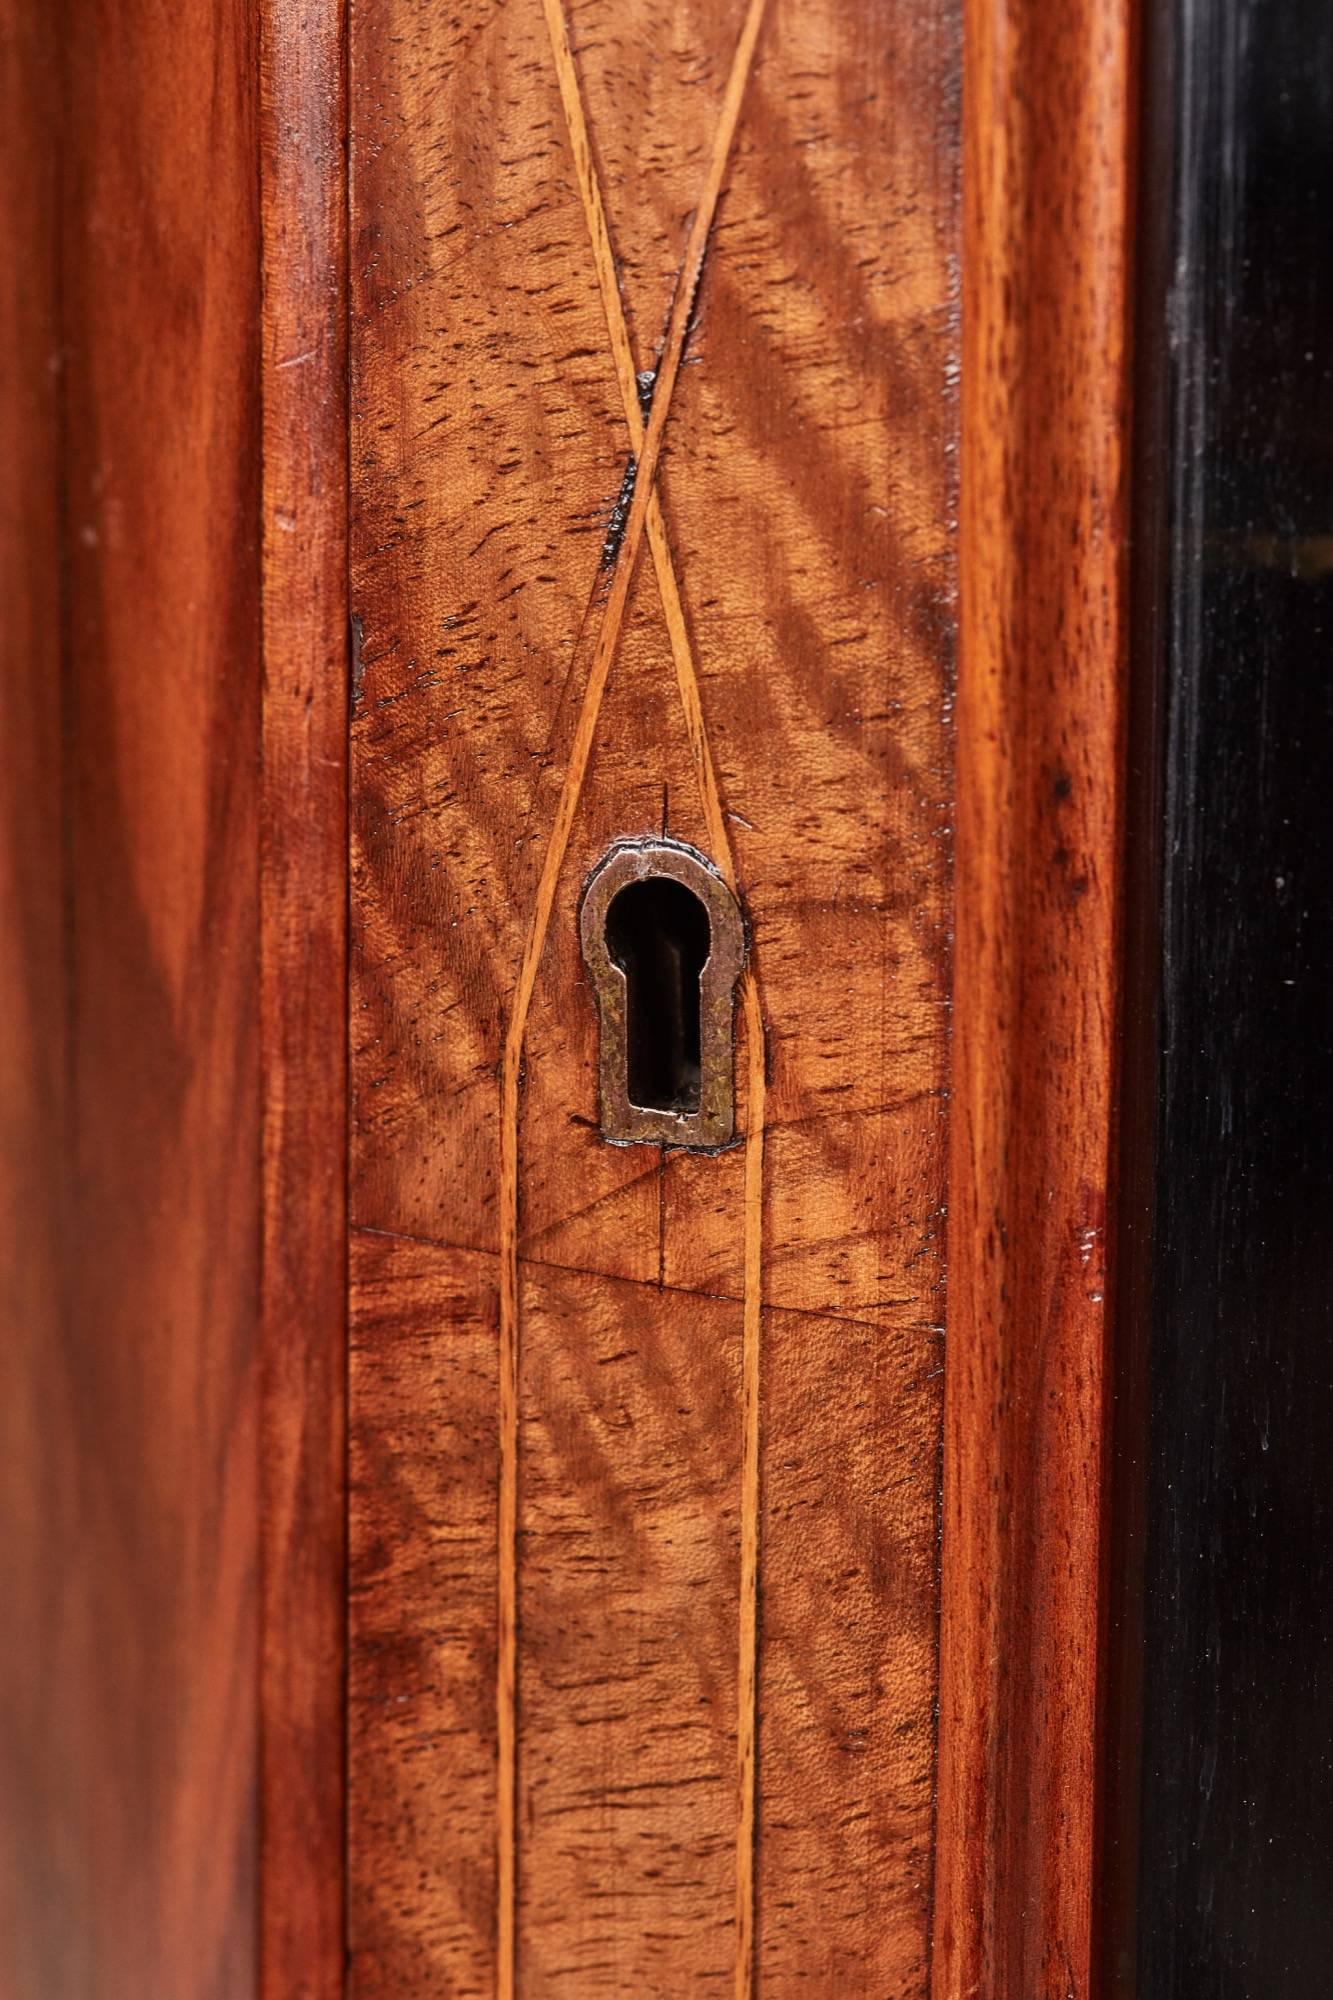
[[1113, 1, 1333, 1992]]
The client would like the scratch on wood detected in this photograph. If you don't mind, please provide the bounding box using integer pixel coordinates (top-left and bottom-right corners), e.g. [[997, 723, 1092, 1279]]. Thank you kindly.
[[350, 612, 365, 714], [599, 455, 637, 570]]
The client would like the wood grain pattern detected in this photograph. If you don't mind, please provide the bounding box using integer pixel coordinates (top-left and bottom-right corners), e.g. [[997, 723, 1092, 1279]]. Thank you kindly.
[[492, 12, 769, 1990], [348, 0, 958, 1992], [0, 7, 1145, 1985], [523, 41, 771, 1977], [0, 0, 264, 1990], [931, 0, 1135, 1993], [258, 2, 349, 1995]]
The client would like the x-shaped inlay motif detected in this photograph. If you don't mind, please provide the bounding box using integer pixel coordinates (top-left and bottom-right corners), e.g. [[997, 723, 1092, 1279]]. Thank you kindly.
[[496, 2, 770, 1995]]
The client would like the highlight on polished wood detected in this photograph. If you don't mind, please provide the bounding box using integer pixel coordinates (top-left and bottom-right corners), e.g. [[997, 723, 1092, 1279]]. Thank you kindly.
[[346, 0, 958, 1990]]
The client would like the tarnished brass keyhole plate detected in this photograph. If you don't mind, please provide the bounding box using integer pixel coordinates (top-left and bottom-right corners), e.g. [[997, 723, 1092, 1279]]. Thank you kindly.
[[579, 837, 747, 1149]]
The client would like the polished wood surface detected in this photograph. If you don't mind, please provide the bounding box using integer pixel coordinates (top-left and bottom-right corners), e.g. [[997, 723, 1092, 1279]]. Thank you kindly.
[[258, 3, 349, 1994], [932, 0, 1135, 1994], [0, 4, 1146, 1990], [346, 0, 959, 1991], [0, 0, 264, 1991]]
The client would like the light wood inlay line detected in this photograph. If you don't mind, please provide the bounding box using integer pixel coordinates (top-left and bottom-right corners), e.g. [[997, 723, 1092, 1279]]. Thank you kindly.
[[496, 6, 769, 1994], [540, 8, 769, 1991], [734, 996, 765, 2000]]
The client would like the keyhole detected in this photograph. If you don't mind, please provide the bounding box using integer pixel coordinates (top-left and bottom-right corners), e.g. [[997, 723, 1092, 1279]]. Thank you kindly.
[[605, 877, 711, 1114], [580, 836, 745, 1148]]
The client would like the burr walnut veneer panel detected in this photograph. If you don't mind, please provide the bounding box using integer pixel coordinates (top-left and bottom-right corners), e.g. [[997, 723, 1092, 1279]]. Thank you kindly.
[[348, 1, 958, 1993]]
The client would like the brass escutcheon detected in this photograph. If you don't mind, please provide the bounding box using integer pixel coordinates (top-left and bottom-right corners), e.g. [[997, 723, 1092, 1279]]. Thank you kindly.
[[579, 837, 747, 1149]]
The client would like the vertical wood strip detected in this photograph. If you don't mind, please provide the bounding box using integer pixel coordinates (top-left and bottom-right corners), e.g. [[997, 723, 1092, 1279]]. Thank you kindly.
[[258, 3, 349, 1994], [535, 15, 769, 1986], [496, 9, 769, 1990], [932, 0, 1135, 1994], [0, 4, 71, 1984], [2, 1, 264, 1987]]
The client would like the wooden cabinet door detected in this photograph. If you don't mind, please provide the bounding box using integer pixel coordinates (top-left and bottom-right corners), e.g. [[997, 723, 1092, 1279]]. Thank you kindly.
[[343, 3, 956, 1992], [3, 0, 1135, 1993]]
